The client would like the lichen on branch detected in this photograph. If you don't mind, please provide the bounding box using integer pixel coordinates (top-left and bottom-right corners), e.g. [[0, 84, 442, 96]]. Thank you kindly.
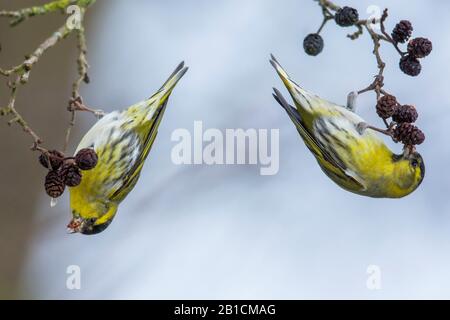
[[0, 0, 96, 26]]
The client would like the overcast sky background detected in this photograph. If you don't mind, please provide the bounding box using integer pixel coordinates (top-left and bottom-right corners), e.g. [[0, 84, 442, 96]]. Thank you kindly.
[[2, 0, 449, 299]]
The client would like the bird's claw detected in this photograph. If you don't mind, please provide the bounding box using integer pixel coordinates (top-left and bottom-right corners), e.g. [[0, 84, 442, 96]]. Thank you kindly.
[[356, 122, 368, 135], [346, 91, 359, 112], [69, 97, 105, 119], [94, 110, 105, 119]]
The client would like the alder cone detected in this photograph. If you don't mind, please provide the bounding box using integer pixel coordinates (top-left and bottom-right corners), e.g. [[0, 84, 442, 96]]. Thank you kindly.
[[75, 148, 98, 170], [39, 150, 65, 170], [392, 105, 418, 123], [394, 123, 425, 145], [376, 94, 398, 119], [45, 170, 65, 198], [60, 162, 82, 187], [391, 20, 413, 43]]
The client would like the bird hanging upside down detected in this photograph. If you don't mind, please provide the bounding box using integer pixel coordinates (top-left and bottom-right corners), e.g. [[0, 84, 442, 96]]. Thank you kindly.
[[68, 62, 188, 234], [270, 55, 424, 198]]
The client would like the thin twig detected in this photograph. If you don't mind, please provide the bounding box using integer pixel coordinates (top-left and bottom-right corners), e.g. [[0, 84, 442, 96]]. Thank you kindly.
[[316, 6, 334, 34], [0, 0, 96, 155], [4, 84, 43, 150], [0, 0, 95, 27], [65, 9, 87, 152], [3, 24, 73, 79], [0, 24, 73, 150], [318, 0, 340, 12], [314, 2, 409, 132]]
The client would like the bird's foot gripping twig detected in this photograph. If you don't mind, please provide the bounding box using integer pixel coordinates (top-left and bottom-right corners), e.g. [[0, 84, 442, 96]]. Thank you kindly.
[[346, 91, 358, 111], [357, 122, 395, 138], [68, 96, 105, 119]]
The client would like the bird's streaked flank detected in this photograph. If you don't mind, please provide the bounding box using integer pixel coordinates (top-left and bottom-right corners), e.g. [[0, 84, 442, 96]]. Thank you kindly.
[[68, 62, 188, 234], [270, 55, 424, 198]]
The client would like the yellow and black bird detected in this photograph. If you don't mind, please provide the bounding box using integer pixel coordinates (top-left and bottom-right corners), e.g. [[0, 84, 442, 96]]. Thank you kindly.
[[271, 55, 424, 198], [68, 62, 188, 234]]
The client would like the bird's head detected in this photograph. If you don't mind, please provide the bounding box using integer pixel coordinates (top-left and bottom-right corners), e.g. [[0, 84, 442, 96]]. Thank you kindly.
[[68, 204, 118, 235], [392, 147, 425, 196]]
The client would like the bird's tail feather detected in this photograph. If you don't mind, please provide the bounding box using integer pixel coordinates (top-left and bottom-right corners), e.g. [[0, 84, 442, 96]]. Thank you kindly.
[[270, 54, 317, 114], [154, 61, 189, 103], [127, 62, 187, 125], [272, 87, 317, 151]]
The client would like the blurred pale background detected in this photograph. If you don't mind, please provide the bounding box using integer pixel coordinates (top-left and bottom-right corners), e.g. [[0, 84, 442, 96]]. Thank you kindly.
[[0, 0, 449, 299]]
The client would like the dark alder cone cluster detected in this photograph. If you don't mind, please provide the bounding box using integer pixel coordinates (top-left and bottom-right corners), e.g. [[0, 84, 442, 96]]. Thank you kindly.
[[303, 5, 359, 55], [40, 148, 99, 198], [303, 3, 429, 149], [376, 94, 425, 147], [392, 20, 432, 76]]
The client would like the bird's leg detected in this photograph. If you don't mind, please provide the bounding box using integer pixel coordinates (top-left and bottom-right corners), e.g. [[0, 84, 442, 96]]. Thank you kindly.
[[346, 91, 359, 112], [403, 144, 416, 157], [68, 96, 105, 119], [357, 121, 394, 138]]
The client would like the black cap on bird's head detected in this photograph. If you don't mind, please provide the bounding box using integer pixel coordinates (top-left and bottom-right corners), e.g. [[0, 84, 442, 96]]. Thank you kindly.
[[409, 151, 425, 183], [68, 204, 118, 235], [67, 216, 114, 235], [404, 145, 425, 168], [397, 147, 425, 187]]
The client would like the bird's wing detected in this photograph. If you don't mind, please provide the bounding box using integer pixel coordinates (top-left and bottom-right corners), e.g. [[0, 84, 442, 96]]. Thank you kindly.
[[108, 62, 188, 202], [272, 88, 365, 191], [72, 63, 187, 206], [108, 100, 167, 202]]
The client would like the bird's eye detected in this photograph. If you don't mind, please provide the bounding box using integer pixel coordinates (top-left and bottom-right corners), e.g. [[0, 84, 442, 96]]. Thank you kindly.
[[88, 218, 97, 224], [411, 159, 419, 168]]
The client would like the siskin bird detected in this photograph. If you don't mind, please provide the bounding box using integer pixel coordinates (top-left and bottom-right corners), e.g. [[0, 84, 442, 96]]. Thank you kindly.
[[270, 55, 424, 198], [67, 62, 188, 234]]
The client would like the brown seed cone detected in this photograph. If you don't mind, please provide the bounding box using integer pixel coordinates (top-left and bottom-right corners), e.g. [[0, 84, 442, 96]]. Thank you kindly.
[[391, 20, 413, 44], [45, 170, 65, 198], [60, 162, 82, 187], [407, 37, 432, 58], [393, 123, 425, 145], [75, 148, 98, 170], [392, 104, 418, 123], [376, 94, 398, 119], [39, 150, 65, 170], [399, 55, 421, 77], [334, 6, 359, 27], [303, 33, 324, 56]]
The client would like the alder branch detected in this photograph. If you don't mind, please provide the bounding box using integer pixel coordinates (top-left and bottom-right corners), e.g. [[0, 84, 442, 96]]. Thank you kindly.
[[311, 0, 430, 147], [0, 0, 97, 154], [0, 0, 95, 27], [315, 2, 406, 128]]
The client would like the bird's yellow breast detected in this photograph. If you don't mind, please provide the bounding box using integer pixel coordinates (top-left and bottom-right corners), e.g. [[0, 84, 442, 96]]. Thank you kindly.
[[343, 137, 419, 198], [309, 112, 420, 198]]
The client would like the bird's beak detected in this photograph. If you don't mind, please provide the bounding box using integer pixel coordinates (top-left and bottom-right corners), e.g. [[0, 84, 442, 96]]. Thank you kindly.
[[67, 217, 82, 234]]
